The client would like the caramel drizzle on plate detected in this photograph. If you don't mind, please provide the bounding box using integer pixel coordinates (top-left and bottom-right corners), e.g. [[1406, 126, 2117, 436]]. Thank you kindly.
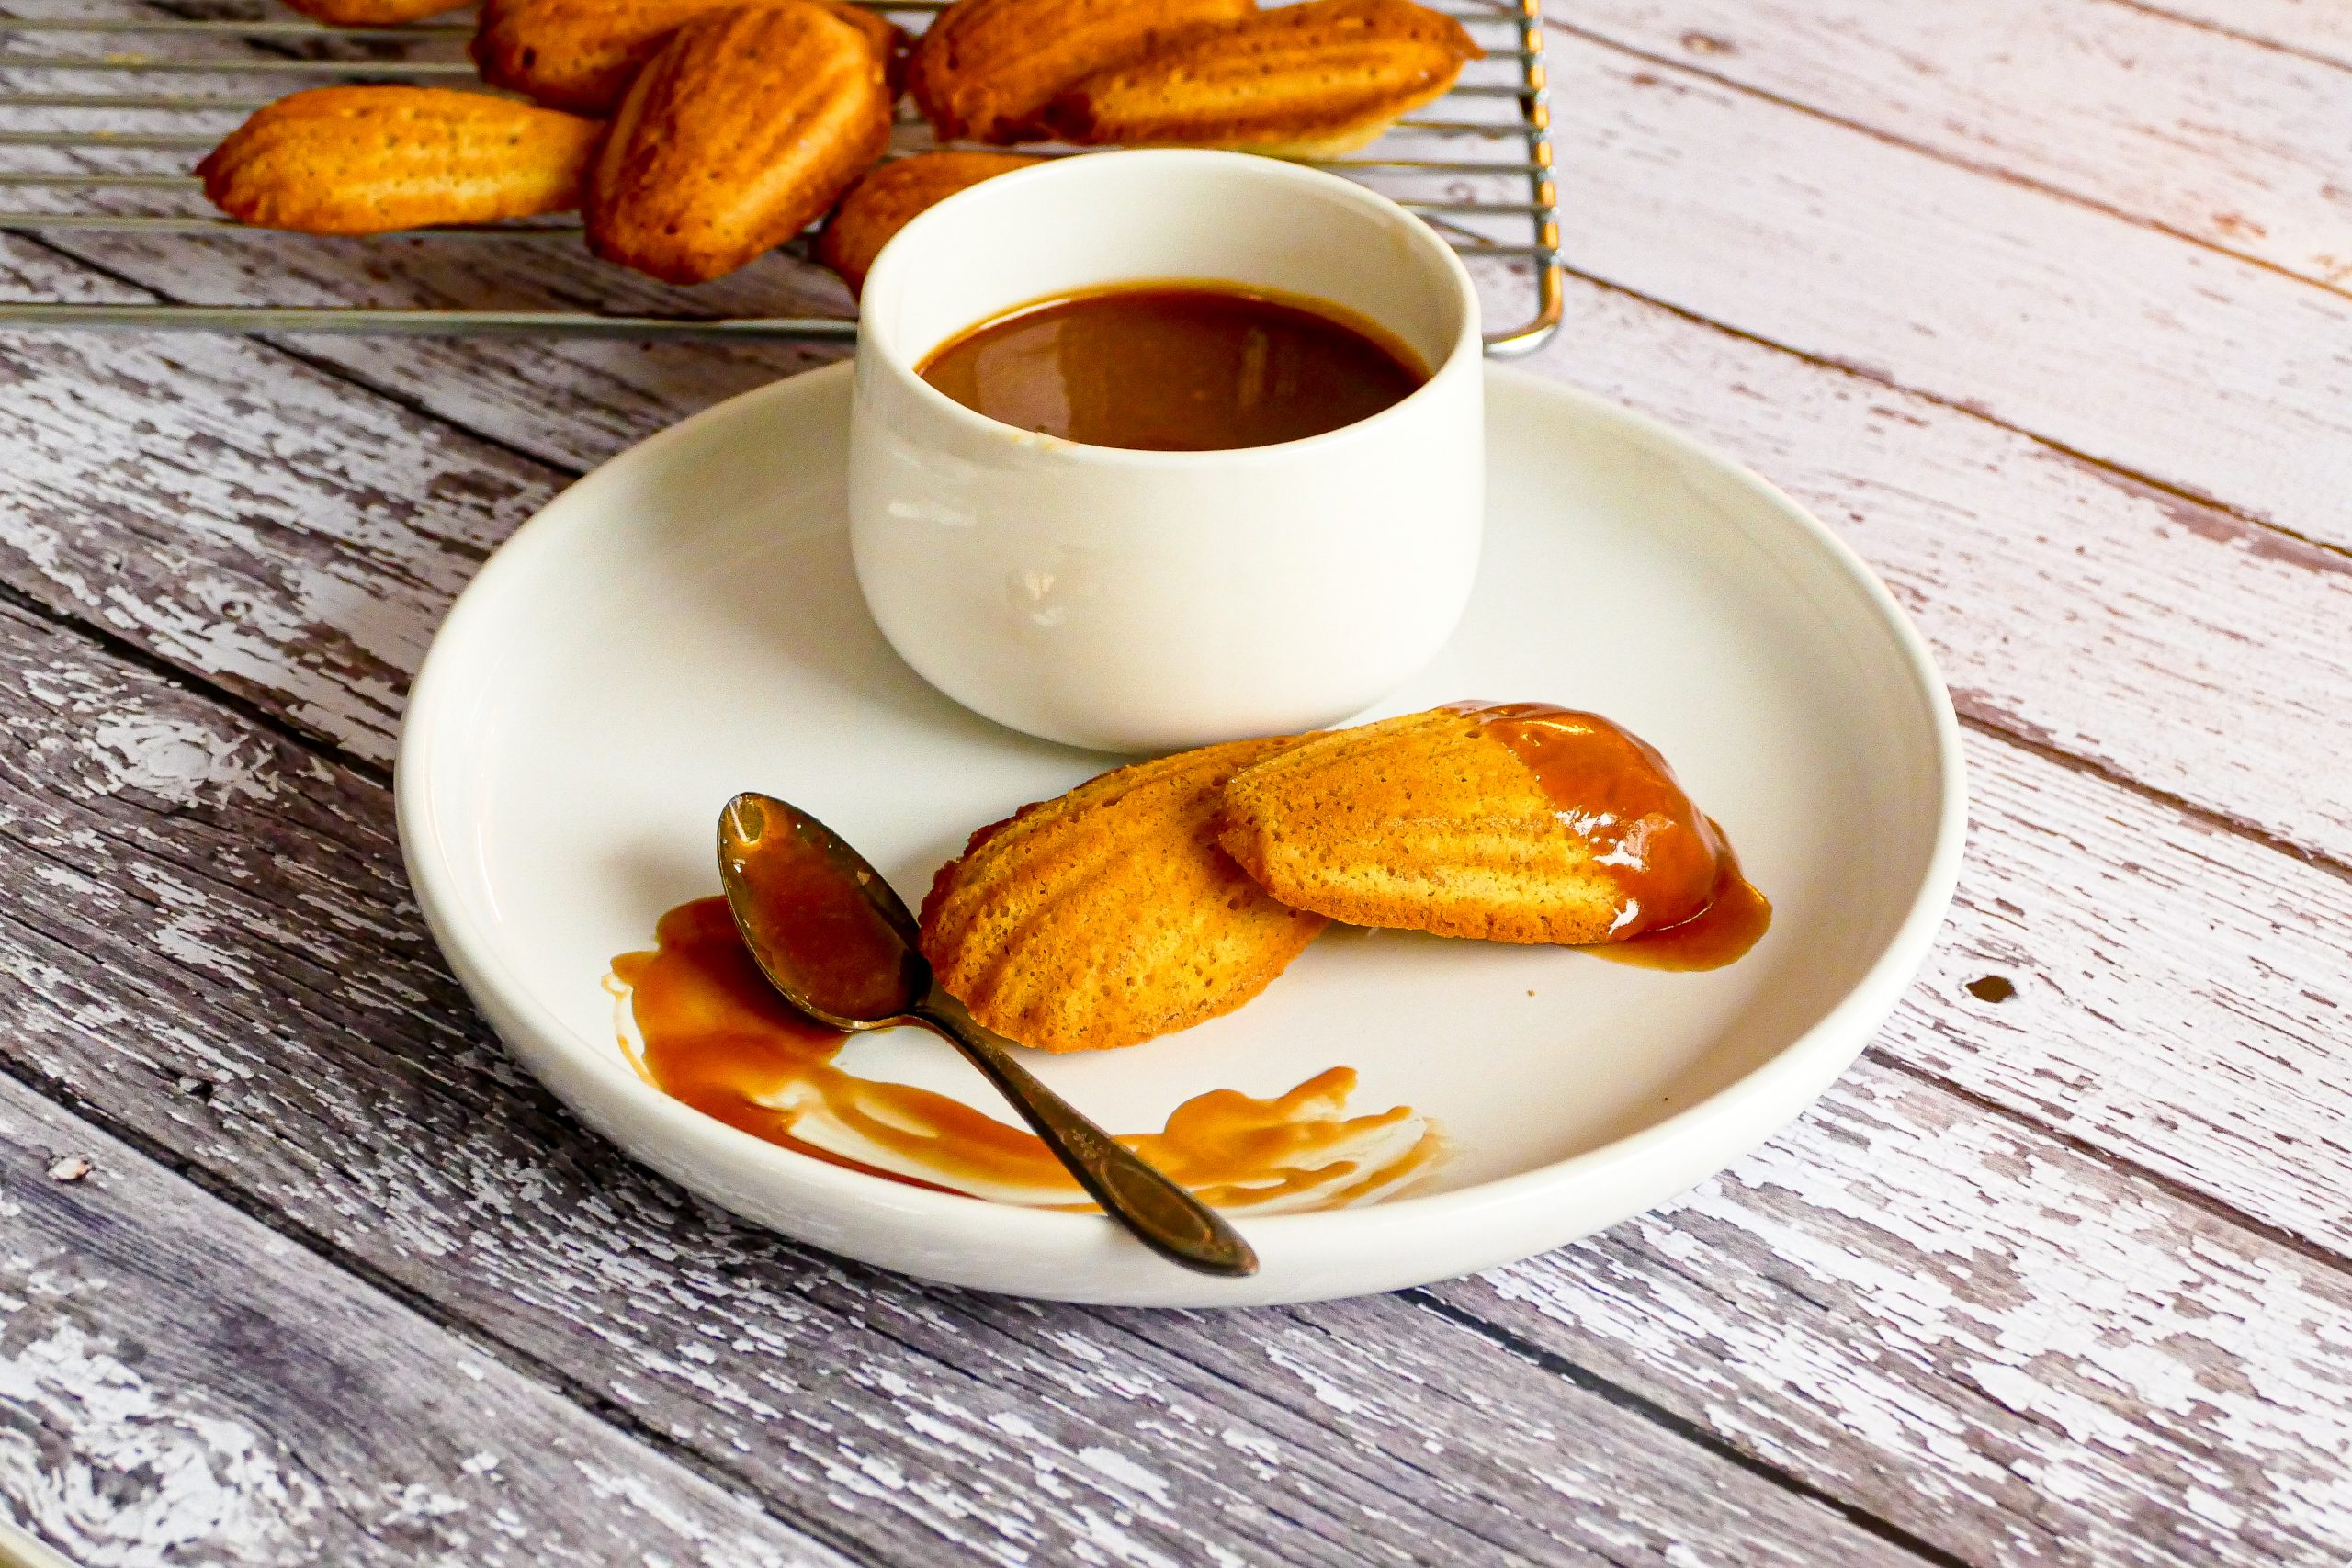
[[610, 897, 1442, 1213]]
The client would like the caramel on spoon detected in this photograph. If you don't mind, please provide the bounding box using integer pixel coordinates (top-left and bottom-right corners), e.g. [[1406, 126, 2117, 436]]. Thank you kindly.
[[715, 792, 1259, 1278]]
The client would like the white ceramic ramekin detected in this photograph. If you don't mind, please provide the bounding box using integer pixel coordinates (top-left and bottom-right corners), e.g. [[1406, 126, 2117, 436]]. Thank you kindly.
[[847, 150, 1485, 753]]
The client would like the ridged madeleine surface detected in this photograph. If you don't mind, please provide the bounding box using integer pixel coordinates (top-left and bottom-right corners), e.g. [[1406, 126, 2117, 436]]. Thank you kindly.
[[586, 3, 894, 285], [1218, 705, 1721, 945], [1043, 0, 1481, 157], [919, 738, 1328, 1054], [474, 0, 904, 115], [907, 0, 1253, 144], [198, 87, 602, 236], [816, 152, 1041, 294], [283, 0, 464, 22]]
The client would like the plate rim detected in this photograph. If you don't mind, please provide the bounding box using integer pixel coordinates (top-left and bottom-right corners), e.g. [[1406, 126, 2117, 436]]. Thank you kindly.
[[395, 360, 1966, 1258]]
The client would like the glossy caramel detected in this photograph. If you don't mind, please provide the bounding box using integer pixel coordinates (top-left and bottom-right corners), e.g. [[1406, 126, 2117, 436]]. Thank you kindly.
[[916, 283, 1427, 451], [612, 897, 1441, 1209], [1453, 701, 1771, 968]]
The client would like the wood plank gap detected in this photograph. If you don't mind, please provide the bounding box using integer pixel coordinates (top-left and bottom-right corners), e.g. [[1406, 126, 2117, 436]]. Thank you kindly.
[[1400, 1289, 1974, 1568], [0, 988, 890, 1568], [0, 574, 392, 790], [1553, 261, 2352, 572], [1951, 707, 2352, 886], [1543, 17, 2352, 309], [2093, 0, 2352, 74], [1865, 1049, 2352, 1284]]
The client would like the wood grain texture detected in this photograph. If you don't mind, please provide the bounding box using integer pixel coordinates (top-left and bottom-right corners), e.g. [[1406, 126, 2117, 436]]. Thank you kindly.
[[1433, 1055, 2352, 1567], [1535, 31, 2352, 550], [1519, 280, 2352, 867], [0, 1066, 854, 1567], [2121, 0, 2352, 70], [0, 598, 1921, 1564], [1888, 731, 2352, 1257], [9, 227, 2350, 873], [1556, 0, 2352, 289], [5, 547, 2352, 1558]]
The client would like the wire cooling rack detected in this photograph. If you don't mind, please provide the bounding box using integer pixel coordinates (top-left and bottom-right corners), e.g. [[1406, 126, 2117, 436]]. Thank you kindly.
[[0, 0, 1561, 353]]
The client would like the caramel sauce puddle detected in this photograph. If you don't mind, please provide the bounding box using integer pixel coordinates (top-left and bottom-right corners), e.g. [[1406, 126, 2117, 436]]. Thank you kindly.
[[609, 897, 1442, 1213]]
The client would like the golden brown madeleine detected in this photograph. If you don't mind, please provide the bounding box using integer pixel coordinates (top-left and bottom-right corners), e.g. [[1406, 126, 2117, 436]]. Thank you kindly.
[[474, 0, 905, 116], [586, 4, 894, 286], [197, 86, 602, 236], [906, 0, 1253, 144], [918, 738, 1329, 1054], [815, 151, 1042, 294], [1042, 0, 1482, 157], [1219, 704, 1729, 945], [281, 0, 466, 22]]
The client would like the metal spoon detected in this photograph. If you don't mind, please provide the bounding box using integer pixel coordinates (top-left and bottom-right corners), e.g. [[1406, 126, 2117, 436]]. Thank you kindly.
[[715, 791, 1259, 1278]]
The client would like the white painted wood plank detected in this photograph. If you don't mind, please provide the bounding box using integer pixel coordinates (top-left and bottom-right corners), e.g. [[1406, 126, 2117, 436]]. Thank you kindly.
[[1903, 726, 2352, 1258], [2124, 0, 2352, 70], [0, 598, 1930, 1564], [28, 13, 2352, 559], [1533, 32, 2352, 549], [1555, 0, 2352, 289], [0, 1074, 854, 1568], [10, 231, 2351, 875], [1521, 279, 2352, 866], [1431, 1054, 2352, 1566], [6, 580, 2349, 1561]]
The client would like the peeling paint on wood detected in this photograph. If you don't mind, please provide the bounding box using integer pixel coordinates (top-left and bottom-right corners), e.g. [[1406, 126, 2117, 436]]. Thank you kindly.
[[0, 599, 1918, 1564], [1559, 0, 2352, 290], [0, 1069, 852, 1568], [4, 559, 2351, 1560], [1442, 1059, 2352, 1565], [1541, 34, 2352, 549], [0, 6, 2347, 1562]]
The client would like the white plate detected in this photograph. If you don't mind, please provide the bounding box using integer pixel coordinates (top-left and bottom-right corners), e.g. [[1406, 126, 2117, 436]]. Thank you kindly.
[[397, 362, 1964, 1307]]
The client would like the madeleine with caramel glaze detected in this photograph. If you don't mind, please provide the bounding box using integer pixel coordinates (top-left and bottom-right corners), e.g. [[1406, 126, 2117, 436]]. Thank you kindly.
[[198, 86, 602, 235], [474, 0, 904, 115], [907, 0, 1254, 144], [587, 3, 893, 285], [1043, 0, 1481, 157], [816, 152, 1043, 295], [919, 737, 1328, 1054], [1219, 704, 1736, 947]]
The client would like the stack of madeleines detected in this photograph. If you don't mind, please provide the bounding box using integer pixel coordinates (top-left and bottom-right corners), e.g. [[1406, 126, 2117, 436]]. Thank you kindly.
[[198, 0, 1483, 288], [917, 703, 1765, 1055]]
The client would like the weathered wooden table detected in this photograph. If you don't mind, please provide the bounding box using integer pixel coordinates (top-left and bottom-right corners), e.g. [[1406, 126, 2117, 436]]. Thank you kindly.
[[3, 1, 2348, 1562]]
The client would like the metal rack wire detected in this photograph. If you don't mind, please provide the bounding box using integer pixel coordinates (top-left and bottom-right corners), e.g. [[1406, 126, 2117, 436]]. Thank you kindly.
[[0, 0, 1562, 354]]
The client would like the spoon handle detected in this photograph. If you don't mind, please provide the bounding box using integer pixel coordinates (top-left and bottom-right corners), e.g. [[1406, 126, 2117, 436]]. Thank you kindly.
[[914, 991, 1260, 1278]]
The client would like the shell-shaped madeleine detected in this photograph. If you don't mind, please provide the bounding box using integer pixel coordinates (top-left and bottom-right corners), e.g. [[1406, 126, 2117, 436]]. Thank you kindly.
[[585, 3, 894, 286], [1042, 0, 1482, 158], [907, 0, 1254, 144], [815, 152, 1043, 295], [920, 738, 1329, 1053], [197, 86, 602, 235], [1218, 705, 1725, 945], [473, 0, 905, 116]]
